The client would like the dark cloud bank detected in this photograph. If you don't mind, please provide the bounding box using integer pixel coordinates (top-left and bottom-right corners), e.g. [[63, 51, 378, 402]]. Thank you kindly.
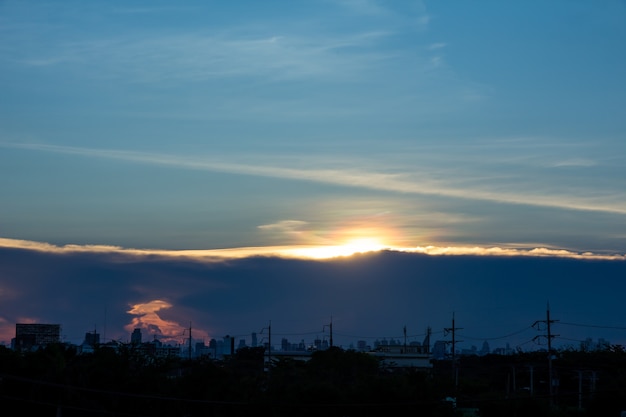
[[1, 247, 625, 350]]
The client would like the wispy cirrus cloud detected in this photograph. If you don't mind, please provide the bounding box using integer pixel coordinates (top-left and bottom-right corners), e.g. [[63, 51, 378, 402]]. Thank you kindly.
[[258, 220, 309, 233], [550, 158, 597, 168], [428, 42, 447, 50], [334, 0, 390, 16], [2, 142, 625, 216], [6, 30, 394, 83]]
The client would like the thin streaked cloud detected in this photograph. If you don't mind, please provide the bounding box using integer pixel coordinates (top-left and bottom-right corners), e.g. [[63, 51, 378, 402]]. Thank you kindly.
[[2, 142, 625, 216], [258, 220, 309, 232], [428, 42, 447, 50], [335, 0, 390, 16], [550, 158, 597, 168], [5, 30, 396, 83]]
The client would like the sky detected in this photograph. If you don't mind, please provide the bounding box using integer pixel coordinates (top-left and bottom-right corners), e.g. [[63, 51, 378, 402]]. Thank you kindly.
[[1, 1, 625, 350]]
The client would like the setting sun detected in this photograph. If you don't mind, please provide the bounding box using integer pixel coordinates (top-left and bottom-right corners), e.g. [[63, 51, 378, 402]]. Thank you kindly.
[[283, 236, 390, 259], [340, 237, 386, 253]]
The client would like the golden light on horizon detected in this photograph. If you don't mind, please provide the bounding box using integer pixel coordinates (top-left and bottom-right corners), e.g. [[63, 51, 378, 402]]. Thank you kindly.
[[283, 235, 392, 259]]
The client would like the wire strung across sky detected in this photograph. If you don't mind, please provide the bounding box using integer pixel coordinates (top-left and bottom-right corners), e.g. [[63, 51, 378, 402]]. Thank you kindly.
[[558, 321, 626, 331], [457, 326, 535, 342]]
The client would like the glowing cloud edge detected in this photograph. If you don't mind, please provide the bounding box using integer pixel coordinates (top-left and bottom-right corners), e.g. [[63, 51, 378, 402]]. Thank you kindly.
[[0, 237, 624, 261]]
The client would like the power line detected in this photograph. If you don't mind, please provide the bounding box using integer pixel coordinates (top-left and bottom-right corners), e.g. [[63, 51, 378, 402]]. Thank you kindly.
[[559, 321, 626, 330], [559, 336, 589, 343], [458, 326, 534, 341], [272, 331, 321, 336]]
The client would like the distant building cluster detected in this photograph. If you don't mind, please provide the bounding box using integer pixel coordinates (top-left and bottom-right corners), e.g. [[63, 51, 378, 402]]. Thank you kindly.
[[9, 322, 610, 370]]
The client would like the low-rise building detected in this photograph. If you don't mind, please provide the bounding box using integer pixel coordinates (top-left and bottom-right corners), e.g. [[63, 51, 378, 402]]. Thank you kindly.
[[13, 323, 61, 351]]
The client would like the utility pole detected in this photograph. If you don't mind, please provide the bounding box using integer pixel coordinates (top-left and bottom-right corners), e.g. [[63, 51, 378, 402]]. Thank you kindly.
[[188, 322, 192, 360], [444, 312, 463, 388], [578, 370, 583, 410], [403, 325, 407, 352], [261, 321, 272, 376], [533, 303, 559, 404], [323, 316, 333, 348], [103, 305, 107, 344]]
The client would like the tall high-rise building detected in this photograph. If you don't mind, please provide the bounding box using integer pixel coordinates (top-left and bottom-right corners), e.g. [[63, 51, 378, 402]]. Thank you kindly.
[[223, 335, 234, 355]]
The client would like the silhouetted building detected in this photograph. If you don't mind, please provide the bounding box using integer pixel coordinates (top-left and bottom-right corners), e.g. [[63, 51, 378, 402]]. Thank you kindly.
[[141, 339, 180, 358], [461, 345, 478, 356], [492, 343, 514, 355], [480, 340, 490, 356], [131, 328, 142, 345], [79, 331, 101, 354], [14, 323, 61, 351], [357, 340, 370, 351], [432, 340, 447, 360], [223, 335, 235, 356], [370, 344, 433, 369], [83, 331, 100, 346], [196, 342, 212, 358]]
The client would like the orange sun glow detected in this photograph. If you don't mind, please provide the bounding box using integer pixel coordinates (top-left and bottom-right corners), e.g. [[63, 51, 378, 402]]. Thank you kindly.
[[283, 235, 391, 259]]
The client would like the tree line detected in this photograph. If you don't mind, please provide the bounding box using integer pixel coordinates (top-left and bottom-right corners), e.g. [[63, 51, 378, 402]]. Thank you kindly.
[[1, 343, 625, 416]]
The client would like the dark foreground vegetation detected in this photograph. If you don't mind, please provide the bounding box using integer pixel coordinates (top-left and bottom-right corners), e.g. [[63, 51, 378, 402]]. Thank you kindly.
[[1, 344, 626, 416]]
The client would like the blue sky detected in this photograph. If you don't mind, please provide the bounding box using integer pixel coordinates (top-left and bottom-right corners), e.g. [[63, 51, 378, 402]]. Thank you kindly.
[[1, 1, 625, 347], [2, 0, 625, 253]]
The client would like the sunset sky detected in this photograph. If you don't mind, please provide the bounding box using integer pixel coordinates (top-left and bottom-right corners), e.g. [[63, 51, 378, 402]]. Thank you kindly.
[[1, 1, 625, 350]]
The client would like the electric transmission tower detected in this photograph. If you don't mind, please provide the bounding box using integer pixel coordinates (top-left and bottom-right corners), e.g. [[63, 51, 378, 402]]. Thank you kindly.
[[533, 303, 559, 403], [444, 312, 463, 388]]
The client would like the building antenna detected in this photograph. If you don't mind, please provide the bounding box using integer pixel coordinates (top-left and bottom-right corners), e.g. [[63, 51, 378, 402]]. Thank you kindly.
[[103, 305, 107, 344], [188, 322, 192, 360], [323, 316, 334, 348], [330, 316, 333, 348]]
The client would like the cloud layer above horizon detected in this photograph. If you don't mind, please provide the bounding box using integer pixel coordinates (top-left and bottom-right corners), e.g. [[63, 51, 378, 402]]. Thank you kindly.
[[1, 240, 625, 352]]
